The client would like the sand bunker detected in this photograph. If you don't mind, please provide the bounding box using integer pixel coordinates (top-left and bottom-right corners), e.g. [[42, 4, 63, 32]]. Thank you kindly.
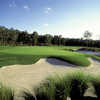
[[46, 58, 75, 66], [0, 58, 76, 90], [0, 58, 100, 100]]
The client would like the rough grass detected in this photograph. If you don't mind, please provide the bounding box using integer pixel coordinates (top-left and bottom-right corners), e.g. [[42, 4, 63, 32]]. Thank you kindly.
[[0, 71, 98, 100], [0, 83, 14, 100], [23, 71, 94, 100], [0, 46, 99, 67], [91, 75, 100, 99], [64, 71, 90, 100], [23, 74, 69, 100]]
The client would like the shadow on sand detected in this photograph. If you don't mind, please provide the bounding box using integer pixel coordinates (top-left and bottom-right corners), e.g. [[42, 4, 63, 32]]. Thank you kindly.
[[46, 58, 75, 67]]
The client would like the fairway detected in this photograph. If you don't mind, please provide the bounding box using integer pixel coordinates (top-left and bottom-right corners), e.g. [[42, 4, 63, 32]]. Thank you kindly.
[[0, 46, 99, 67]]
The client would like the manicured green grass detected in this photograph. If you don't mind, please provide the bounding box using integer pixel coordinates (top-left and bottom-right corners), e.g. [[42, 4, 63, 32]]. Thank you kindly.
[[0, 46, 99, 67]]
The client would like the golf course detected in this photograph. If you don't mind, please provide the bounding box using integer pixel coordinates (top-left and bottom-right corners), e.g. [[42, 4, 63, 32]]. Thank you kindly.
[[0, 46, 100, 100], [1, 0, 100, 99]]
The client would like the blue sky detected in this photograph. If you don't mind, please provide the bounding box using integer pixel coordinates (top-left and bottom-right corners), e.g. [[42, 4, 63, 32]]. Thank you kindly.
[[0, 0, 100, 39]]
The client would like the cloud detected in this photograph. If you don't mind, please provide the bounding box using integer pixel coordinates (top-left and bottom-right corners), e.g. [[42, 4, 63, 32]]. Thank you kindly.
[[24, 5, 30, 10], [44, 7, 52, 14], [9, 1, 16, 8], [43, 24, 49, 27]]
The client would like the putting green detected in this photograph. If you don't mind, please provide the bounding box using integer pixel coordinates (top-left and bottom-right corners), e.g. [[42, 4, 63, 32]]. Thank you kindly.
[[0, 46, 99, 67]]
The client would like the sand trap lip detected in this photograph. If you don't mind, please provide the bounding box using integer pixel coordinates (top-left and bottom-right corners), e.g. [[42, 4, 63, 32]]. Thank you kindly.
[[1, 58, 75, 69]]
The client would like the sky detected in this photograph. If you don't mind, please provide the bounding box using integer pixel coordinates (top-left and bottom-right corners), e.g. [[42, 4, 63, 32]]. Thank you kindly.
[[0, 0, 100, 40]]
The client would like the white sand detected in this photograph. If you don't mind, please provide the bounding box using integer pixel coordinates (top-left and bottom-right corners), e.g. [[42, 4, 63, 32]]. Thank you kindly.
[[0, 58, 77, 91], [0, 58, 100, 99]]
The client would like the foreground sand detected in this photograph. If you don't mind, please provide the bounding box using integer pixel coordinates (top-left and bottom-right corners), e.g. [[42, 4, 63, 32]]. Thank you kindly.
[[0, 58, 99, 100]]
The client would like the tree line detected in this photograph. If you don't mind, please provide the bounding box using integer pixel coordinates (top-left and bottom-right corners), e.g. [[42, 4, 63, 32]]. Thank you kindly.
[[0, 26, 100, 47]]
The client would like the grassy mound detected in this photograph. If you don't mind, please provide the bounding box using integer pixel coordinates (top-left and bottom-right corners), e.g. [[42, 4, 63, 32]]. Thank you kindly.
[[0, 46, 99, 67]]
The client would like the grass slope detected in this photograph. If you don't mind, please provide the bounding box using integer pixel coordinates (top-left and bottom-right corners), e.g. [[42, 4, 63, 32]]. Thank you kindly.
[[0, 46, 99, 67]]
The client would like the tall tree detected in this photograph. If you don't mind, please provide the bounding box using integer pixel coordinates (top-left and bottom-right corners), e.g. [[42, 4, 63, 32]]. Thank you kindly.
[[44, 34, 53, 45], [32, 31, 39, 45], [83, 30, 92, 47], [17, 31, 28, 45], [58, 35, 62, 45], [84, 31, 92, 40]]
